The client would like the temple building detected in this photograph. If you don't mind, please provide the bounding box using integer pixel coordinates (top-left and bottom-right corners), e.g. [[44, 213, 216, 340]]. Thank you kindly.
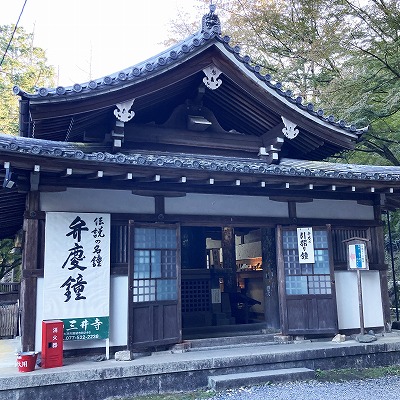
[[0, 5, 398, 353]]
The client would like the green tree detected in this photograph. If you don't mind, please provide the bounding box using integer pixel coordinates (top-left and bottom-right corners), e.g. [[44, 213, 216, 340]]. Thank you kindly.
[[320, 0, 400, 166], [0, 237, 21, 282], [0, 25, 55, 135], [167, 0, 400, 166], [167, 0, 349, 103], [221, 0, 350, 103]]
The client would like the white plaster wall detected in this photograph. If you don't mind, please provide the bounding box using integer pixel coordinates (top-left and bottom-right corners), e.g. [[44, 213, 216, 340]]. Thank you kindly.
[[35, 276, 128, 351], [165, 193, 288, 217], [297, 199, 374, 220], [41, 188, 155, 214], [335, 270, 384, 330]]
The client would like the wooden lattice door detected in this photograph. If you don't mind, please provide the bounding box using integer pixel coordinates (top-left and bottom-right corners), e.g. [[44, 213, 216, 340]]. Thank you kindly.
[[128, 222, 181, 350], [277, 225, 338, 336]]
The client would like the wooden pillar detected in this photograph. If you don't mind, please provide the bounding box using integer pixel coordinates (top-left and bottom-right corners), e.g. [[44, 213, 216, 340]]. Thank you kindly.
[[261, 227, 280, 330], [380, 270, 392, 332], [221, 227, 237, 293], [20, 191, 40, 351], [374, 202, 392, 331], [376, 224, 392, 331]]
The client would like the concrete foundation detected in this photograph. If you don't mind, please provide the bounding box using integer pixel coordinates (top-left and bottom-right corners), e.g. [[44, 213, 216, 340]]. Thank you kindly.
[[1, 333, 400, 400]]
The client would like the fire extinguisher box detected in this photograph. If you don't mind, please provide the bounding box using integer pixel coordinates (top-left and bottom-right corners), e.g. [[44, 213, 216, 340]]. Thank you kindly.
[[42, 320, 64, 368]]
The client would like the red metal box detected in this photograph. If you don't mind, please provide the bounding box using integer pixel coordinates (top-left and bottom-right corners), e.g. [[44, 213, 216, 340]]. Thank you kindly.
[[41, 320, 63, 368]]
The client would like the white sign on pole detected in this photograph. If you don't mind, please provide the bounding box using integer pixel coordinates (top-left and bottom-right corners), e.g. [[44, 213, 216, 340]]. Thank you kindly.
[[348, 243, 369, 270], [297, 227, 315, 264], [43, 212, 110, 341]]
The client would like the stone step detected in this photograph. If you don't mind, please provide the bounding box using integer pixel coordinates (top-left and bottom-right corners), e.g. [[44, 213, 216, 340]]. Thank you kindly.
[[188, 333, 277, 351], [208, 367, 315, 390]]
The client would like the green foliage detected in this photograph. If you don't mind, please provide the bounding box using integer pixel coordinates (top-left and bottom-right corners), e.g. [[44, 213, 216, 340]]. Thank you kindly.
[[320, 0, 400, 166], [316, 366, 400, 382], [110, 391, 215, 400], [0, 237, 22, 282], [0, 25, 55, 135], [167, 0, 400, 166], [221, 0, 349, 103]]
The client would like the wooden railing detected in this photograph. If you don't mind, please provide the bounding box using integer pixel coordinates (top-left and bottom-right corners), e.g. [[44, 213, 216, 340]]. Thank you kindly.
[[0, 282, 20, 293], [0, 302, 19, 338]]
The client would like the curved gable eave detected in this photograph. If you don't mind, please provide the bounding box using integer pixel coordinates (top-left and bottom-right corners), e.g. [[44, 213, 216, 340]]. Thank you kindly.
[[212, 42, 363, 144], [14, 4, 366, 159]]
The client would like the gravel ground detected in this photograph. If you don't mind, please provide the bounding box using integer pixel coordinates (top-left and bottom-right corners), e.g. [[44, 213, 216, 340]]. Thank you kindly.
[[204, 376, 400, 400]]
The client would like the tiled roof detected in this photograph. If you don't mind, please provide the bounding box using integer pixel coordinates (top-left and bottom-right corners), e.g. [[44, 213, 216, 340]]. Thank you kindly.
[[0, 133, 396, 183], [12, 5, 365, 136]]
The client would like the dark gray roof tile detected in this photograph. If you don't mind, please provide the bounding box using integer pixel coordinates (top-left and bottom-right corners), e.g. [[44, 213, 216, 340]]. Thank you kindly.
[[13, 4, 365, 136]]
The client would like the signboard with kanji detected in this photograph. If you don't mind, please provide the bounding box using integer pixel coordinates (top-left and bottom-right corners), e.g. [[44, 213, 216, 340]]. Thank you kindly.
[[43, 212, 110, 341], [348, 243, 369, 270], [297, 227, 315, 264]]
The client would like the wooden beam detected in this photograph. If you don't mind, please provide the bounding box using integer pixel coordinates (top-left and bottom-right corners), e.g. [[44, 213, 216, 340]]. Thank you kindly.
[[60, 168, 73, 178], [88, 170, 104, 179], [261, 123, 284, 146], [113, 172, 133, 181], [266, 182, 290, 190]]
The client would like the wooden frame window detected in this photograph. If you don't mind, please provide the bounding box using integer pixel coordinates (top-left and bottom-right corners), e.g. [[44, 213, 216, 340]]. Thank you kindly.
[[282, 229, 331, 295], [132, 227, 178, 302]]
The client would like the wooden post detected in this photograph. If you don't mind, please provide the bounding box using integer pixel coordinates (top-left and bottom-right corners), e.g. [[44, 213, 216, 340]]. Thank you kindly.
[[221, 227, 237, 293], [380, 270, 392, 332], [261, 227, 280, 330], [20, 191, 40, 351], [357, 269, 365, 335]]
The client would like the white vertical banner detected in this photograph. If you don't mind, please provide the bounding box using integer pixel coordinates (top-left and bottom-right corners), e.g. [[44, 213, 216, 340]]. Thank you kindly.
[[297, 227, 315, 264], [43, 212, 110, 340]]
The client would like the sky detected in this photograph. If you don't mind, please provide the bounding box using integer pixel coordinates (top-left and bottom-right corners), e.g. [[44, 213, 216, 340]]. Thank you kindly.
[[0, 0, 206, 86]]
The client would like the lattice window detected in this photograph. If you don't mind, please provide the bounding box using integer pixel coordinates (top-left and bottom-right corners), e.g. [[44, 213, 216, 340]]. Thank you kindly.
[[283, 229, 331, 295], [132, 227, 177, 303], [132, 279, 156, 302], [181, 279, 210, 312]]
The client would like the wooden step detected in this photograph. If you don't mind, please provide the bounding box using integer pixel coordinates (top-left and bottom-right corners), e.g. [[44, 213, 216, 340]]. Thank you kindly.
[[208, 367, 315, 390]]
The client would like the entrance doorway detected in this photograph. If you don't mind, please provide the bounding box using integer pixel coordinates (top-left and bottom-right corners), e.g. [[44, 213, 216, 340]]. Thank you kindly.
[[128, 223, 181, 350], [181, 226, 269, 337], [277, 225, 338, 335]]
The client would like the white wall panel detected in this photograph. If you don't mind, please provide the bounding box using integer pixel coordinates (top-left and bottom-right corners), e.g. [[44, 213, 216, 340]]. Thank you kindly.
[[335, 270, 384, 330], [41, 188, 154, 214], [165, 193, 288, 217], [297, 199, 374, 220]]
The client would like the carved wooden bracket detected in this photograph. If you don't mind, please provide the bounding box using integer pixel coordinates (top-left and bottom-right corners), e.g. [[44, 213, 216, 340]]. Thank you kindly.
[[281, 116, 299, 139], [114, 99, 135, 122], [203, 65, 222, 90]]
